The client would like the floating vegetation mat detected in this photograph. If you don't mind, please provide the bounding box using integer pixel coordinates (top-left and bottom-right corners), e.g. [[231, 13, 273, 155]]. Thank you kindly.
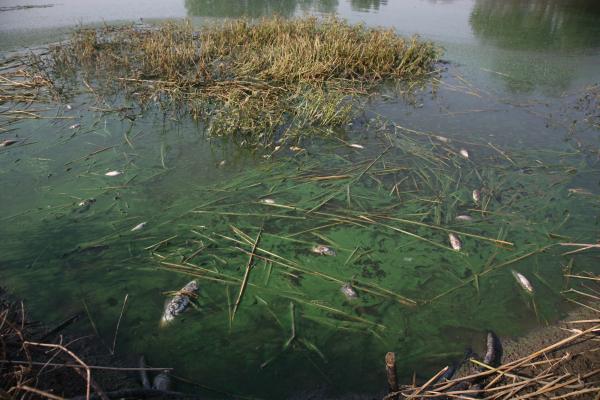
[[12, 16, 438, 145]]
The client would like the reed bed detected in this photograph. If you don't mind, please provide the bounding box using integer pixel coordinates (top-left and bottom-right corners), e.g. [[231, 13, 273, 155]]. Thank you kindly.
[[31, 17, 438, 145]]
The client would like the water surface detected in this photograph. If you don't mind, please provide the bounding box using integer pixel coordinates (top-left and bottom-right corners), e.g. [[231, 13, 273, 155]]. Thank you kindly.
[[1, 1, 599, 398]]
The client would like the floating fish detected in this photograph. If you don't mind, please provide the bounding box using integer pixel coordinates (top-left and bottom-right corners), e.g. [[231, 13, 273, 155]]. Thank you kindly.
[[289, 146, 304, 152], [472, 189, 481, 204], [105, 170, 122, 177], [131, 222, 147, 232], [483, 331, 503, 368], [260, 198, 276, 205], [69, 123, 81, 129], [77, 198, 96, 212], [455, 215, 473, 222], [512, 270, 533, 293], [340, 283, 358, 300], [448, 233, 462, 251], [152, 370, 172, 390], [160, 280, 199, 327], [459, 148, 469, 159], [65, 104, 72, 110], [218, 160, 226, 167], [349, 143, 364, 149], [568, 188, 593, 196], [434, 135, 449, 143], [311, 244, 336, 256], [0, 139, 18, 147]]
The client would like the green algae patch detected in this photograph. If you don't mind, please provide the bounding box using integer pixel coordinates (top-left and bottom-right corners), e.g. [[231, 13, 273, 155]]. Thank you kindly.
[[38, 17, 438, 145]]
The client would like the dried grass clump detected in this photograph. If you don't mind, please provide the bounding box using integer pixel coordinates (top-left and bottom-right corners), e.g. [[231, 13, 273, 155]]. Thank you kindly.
[[42, 17, 438, 145]]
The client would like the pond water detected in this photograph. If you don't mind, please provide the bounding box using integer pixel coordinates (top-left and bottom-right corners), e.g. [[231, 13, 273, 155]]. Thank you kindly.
[[1, 0, 599, 398]]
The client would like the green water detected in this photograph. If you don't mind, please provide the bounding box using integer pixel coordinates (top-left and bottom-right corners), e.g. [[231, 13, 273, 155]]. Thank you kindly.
[[1, 1, 600, 398]]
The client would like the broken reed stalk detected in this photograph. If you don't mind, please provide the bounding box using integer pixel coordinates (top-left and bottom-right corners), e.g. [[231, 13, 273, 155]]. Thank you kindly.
[[385, 352, 399, 396], [24, 341, 92, 400], [110, 293, 128, 355], [231, 226, 263, 320]]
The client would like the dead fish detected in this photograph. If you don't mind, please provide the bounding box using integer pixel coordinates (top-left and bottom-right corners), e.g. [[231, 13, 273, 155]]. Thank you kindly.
[[131, 222, 147, 232], [483, 331, 503, 368], [65, 104, 72, 110], [69, 123, 81, 129], [77, 198, 96, 212], [139, 355, 151, 389], [152, 370, 171, 390], [349, 143, 364, 149], [160, 280, 199, 327], [455, 215, 473, 222], [472, 189, 481, 204], [435, 135, 450, 143], [340, 283, 358, 300], [448, 233, 462, 251], [568, 188, 593, 195], [105, 170, 122, 177], [512, 270, 533, 293], [459, 148, 469, 159], [289, 146, 304, 152], [311, 245, 336, 256], [260, 198, 276, 205], [218, 160, 226, 167], [0, 139, 18, 147]]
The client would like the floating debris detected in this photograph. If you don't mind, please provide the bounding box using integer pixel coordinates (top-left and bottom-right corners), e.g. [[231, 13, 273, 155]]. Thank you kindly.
[[459, 148, 469, 159], [311, 244, 336, 256], [289, 146, 304, 152], [68, 123, 81, 129], [65, 104, 72, 110], [218, 160, 226, 167], [448, 233, 462, 251], [434, 135, 450, 143], [349, 143, 365, 149], [105, 170, 122, 177], [455, 215, 473, 222], [152, 370, 172, 390], [260, 198, 276, 205], [341, 283, 358, 299], [472, 189, 481, 204], [131, 222, 147, 232], [160, 280, 199, 327], [511, 270, 533, 293], [0, 139, 18, 147]]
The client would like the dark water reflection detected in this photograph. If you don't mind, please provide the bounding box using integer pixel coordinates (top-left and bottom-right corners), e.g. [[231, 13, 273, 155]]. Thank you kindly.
[[350, 0, 387, 12], [185, 0, 338, 18], [470, 0, 600, 51]]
